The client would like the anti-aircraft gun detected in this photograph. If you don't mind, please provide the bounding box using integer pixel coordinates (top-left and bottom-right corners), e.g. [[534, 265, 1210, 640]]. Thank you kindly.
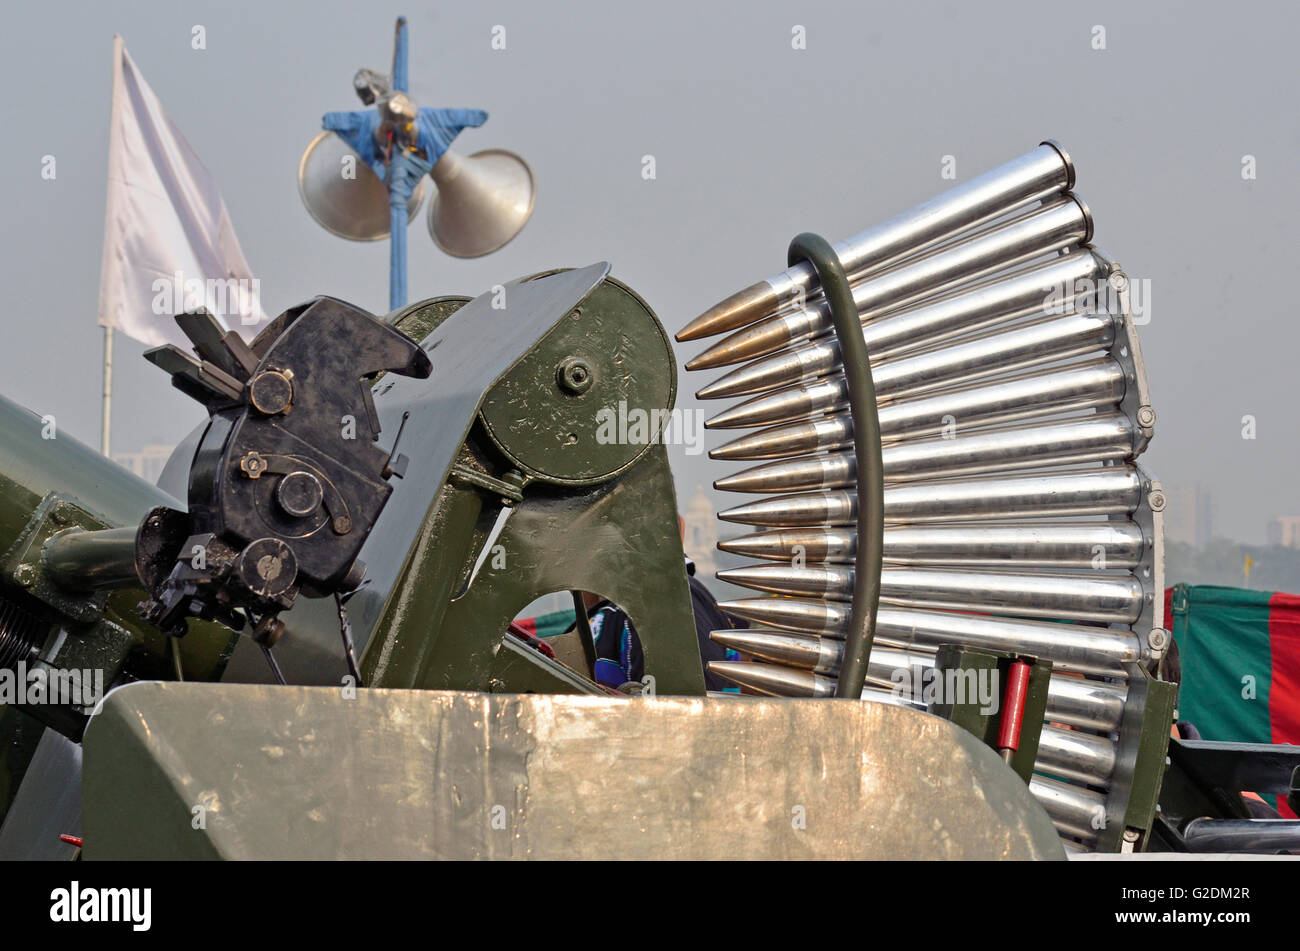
[[0, 144, 1295, 860]]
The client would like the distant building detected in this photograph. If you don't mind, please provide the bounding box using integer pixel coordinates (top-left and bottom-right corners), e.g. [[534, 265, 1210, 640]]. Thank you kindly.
[[1163, 483, 1215, 550], [1268, 516, 1300, 549], [112, 443, 174, 486], [682, 483, 718, 577]]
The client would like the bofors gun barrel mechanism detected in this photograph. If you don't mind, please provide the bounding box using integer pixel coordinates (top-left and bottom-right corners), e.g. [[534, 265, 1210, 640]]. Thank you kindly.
[[127, 265, 706, 692], [0, 263, 705, 743], [136, 299, 431, 671]]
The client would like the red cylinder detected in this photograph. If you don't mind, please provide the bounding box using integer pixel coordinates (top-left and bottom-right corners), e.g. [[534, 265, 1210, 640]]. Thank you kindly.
[[997, 659, 1032, 752]]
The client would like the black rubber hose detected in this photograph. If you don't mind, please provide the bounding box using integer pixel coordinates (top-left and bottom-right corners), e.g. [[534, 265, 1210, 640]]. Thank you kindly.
[[787, 233, 884, 700]]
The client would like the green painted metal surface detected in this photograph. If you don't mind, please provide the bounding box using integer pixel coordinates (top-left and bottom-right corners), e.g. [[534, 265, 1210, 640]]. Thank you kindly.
[[83, 682, 1066, 860], [1104, 670, 1177, 851], [0, 395, 239, 823], [359, 270, 703, 695], [478, 276, 676, 486], [932, 644, 1051, 785]]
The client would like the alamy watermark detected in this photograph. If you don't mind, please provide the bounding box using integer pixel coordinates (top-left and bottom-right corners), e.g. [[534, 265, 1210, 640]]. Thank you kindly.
[[595, 400, 706, 456], [50, 881, 151, 931], [1042, 275, 1153, 325], [151, 271, 261, 324], [0, 661, 104, 708], [890, 662, 999, 715]]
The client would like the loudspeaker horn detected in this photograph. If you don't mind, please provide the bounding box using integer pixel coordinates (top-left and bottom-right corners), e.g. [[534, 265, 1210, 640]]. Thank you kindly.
[[298, 130, 427, 241], [426, 148, 536, 258]]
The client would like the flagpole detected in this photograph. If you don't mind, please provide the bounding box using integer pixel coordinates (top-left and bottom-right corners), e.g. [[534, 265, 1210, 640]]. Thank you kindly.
[[99, 35, 123, 460], [101, 325, 113, 456]]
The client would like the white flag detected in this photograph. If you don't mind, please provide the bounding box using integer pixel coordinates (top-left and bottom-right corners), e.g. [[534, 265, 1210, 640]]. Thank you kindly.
[[97, 36, 265, 348]]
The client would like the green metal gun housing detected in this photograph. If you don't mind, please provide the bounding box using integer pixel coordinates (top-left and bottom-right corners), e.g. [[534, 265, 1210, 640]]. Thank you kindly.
[[0, 264, 708, 833]]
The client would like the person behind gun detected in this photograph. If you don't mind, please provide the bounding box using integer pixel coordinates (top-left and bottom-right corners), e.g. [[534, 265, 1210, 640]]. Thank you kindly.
[[568, 516, 748, 691]]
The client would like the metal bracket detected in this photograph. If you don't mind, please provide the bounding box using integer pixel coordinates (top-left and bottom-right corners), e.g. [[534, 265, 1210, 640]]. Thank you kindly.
[[1126, 462, 1167, 663], [1090, 248, 1155, 451], [448, 465, 526, 503], [2, 494, 110, 624], [931, 644, 1052, 786], [1098, 663, 1178, 852], [1087, 248, 1164, 663]]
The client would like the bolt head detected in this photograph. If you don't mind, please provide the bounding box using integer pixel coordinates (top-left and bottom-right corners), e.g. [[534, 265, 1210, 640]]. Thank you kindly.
[[249, 370, 294, 416], [556, 356, 595, 395], [237, 538, 297, 599], [253, 616, 286, 648], [240, 452, 269, 479], [276, 470, 324, 518]]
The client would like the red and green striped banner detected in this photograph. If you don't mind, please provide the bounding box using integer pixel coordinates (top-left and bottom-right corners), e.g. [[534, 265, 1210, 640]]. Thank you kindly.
[[1166, 584, 1299, 818], [512, 608, 578, 642]]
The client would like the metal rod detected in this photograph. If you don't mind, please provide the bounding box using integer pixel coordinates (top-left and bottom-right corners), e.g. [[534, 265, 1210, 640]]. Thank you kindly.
[[787, 232, 883, 701], [998, 659, 1032, 763], [387, 17, 411, 311], [335, 590, 365, 688], [262, 644, 287, 685], [101, 325, 113, 457], [391, 16, 409, 93], [677, 141, 1075, 341], [571, 590, 599, 676], [170, 634, 184, 681], [389, 151, 411, 311], [1181, 818, 1300, 854], [40, 526, 141, 591]]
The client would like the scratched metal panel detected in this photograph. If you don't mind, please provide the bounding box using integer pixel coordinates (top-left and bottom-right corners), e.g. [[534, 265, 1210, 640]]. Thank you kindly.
[[83, 682, 1064, 860], [216, 263, 611, 686]]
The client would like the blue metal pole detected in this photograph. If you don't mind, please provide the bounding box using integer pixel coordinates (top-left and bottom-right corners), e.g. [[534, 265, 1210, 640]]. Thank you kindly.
[[389, 152, 409, 311], [392, 16, 410, 92], [388, 16, 411, 311]]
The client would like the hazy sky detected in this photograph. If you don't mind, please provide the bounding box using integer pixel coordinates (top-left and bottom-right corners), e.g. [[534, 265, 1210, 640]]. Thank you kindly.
[[0, 0, 1295, 542]]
